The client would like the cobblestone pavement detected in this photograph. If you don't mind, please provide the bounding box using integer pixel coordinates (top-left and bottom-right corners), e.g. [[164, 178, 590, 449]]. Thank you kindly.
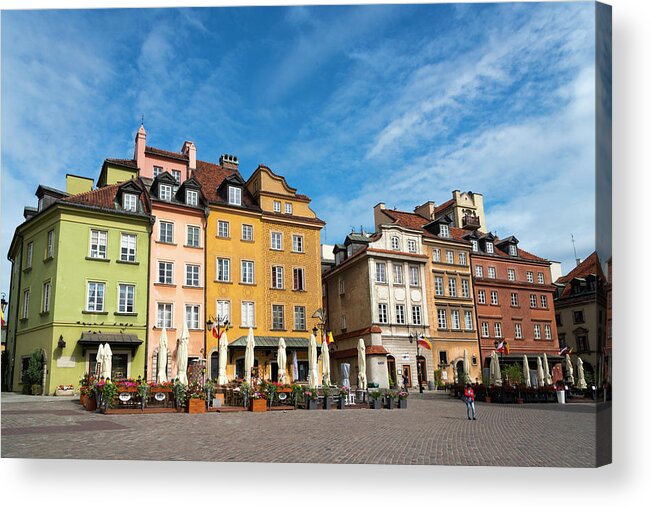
[[1, 394, 607, 467]]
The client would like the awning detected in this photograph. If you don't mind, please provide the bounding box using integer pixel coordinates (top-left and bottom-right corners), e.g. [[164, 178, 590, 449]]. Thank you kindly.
[[78, 332, 143, 347], [228, 336, 309, 348]]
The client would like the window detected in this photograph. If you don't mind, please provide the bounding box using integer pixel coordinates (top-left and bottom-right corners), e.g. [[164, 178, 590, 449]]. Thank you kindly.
[[159, 222, 174, 243], [292, 235, 304, 253], [376, 262, 387, 283], [475, 265, 484, 277], [89, 230, 107, 258], [341, 314, 347, 330], [409, 266, 419, 286], [407, 239, 417, 253], [171, 170, 181, 184], [338, 278, 345, 295], [439, 351, 448, 365], [186, 305, 200, 330], [378, 303, 388, 324], [471, 240, 478, 252], [530, 294, 537, 308], [577, 335, 588, 352], [186, 190, 198, 206], [47, 230, 55, 258], [241, 301, 255, 327], [490, 291, 499, 305], [86, 282, 105, 312], [478, 290, 486, 304], [272, 305, 285, 329], [573, 310, 584, 323], [22, 290, 30, 319], [537, 272, 545, 284], [273, 201, 281, 212], [42, 282, 51, 312], [153, 166, 163, 178], [459, 252, 467, 265], [120, 234, 137, 262], [488, 267, 496, 279], [558, 333, 566, 348], [533, 324, 542, 340], [451, 310, 460, 330], [435, 276, 444, 296], [239, 224, 253, 242], [241, 261, 254, 285], [527, 271, 534, 283], [461, 279, 470, 298], [446, 250, 454, 264], [481, 322, 489, 337], [393, 264, 404, 285], [159, 184, 172, 201], [439, 224, 450, 238], [271, 266, 284, 289], [123, 193, 137, 212], [186, 264, 200, 287], [26, 241, 34, 268], [293, 268, 305, 291], [285, 202, 293, 214], [448, 278, 457, 297], [216, 258, 230, 282], [395, 305, 406, 325], [271, 232, 283, 250], [437, 309, 447, 329], [433, 249, 441, 262], [228, 186, 242, 205], [540, 295, 548, 308], [494, 322, 503, 338], [485, 242, 494, 253], [391, 236, 400, 250], [157, 303, 173, 328], [412, 306, 422, 325], [217, 220, 230, 238], [187, 226, 200, 247], [511, 293, 519, 307], [118, 284, 135, 313], [515, 323, 523, 339], [544, 324, 552, 340], [556, 314, 562, 326], [294, 306, 306, 330], [464, 311, 473, 330], [507, 268, 516, 281], [158, 261, 174, 284], [216, 300, 230, 322], [509, 244, 518, 256]]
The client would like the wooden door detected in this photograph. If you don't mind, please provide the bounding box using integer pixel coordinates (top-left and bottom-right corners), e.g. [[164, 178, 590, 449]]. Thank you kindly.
[[402, 364, 412, 388]]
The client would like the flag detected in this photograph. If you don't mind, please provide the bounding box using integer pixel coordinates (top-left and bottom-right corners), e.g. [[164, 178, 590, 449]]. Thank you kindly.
[[326, 331, 334, 344], [504, 342, 510, 355], [496, 341, 509, 354], [559, 346, 571, 356], [1, 306, 5, 328], [212, 326, 219, 340], [417, 336, 432, 350]]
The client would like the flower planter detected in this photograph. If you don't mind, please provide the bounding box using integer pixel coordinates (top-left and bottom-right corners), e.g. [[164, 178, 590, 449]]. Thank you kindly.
[[322, 397, 332, 410], [516, 398, 524, 404], [250, 398, 267, 412], [84, 395, 97, 412], [80, 394, 88, 406], [385, 397, 395, 409], [150, 387, 173, 393], [370, 399, 382, 409], [305, 399, 317, 410], [398, 398, 408, 409], [187, 397, 206, 414], [337, 398, 346, 409]]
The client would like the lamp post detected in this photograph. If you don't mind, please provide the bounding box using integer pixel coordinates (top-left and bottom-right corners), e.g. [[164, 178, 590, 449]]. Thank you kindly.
[[494, 339, 508, 383], [205, 315, 230, 382], [408, 329, 425, 394], [1, 292, 7, 317]]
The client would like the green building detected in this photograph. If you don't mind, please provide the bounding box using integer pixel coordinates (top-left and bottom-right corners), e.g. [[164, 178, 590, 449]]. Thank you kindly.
[[5, 175, 152, 394]]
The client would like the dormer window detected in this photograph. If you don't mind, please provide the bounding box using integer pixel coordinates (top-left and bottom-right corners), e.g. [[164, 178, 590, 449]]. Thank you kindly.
[[159, 184, 172, 201], [391, 236, 400, 250], [485, 242, 494, 254], [509, 244, 517, 256], [123, 193, 138, 212], [439, 224, 450, 238], [186, 190, 198, 207], [471, 239, 478, 252], [228, 186, 242, 206]]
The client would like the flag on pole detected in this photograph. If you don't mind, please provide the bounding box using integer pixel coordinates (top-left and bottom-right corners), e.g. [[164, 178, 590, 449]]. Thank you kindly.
[[496, 341, 509, 354], [559, 346, 572, 356], [417, 336, 432, 350], [1, 306, 6, 328], [326, 331, 334, 344], [504, 342, 510, 355], [212, 326, 219, 340]]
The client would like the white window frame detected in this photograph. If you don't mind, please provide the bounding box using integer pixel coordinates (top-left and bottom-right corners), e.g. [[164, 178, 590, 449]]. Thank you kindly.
[[271, 265, 284, 289], [216, 258, 231, 282], [451, 310, 460, 330], [241, 260, 254, 285], [89, 230, 108, 259], [338, 278, 345, 295], [186, 304, 201, 330], [481, 322, 489, 337], [292, 234, 304, 253], [159, 184, 172, 201], [395, 304, 406, 325], [26, 241, 33, 268], [153, 166, 163, 178], [171, 169, 181, 184], [540, 295, 548, 308], [458, 252, 467, 265], [157, 302, 173, 328], [494, 322, 502, 338], [186, 189, 198, 206], [511, 292, 519, 307], [409, 266, 419, 287], [509, 244, 518, 256], [433, 249, 441, 262], [42, 282, 51, 312], [391, 236, 400, 250], [376, 262, 387, 283], [293, 267, 305, 291], [120, 233, 137, 262], [448, 278, 457, 297], [534, 324, 542, 340], [285, 202, 293, 214], [47, 230, 55, 258], [158, 261, 174, 284], [439, 224, 450, 238], [507, 268, 516, 281], [393, 264, 404, 285], [294, 306, 306, 330], [217, 220, 230, 238], [515, 323, 523, 339], [544, 324, 552, 340], [228, 186, 242, 206], [527, 271, 534, 283], [123, 193, 137, 212], [464, 311, 473, 330], [412, 306, 422, 325], [530, 294, 537, 308], [437, 309, 447, 329], [471, 240, 478, 252], [490, 291, 499, 305], [242, 224, 253, 241], [273, 200, 281, 212], [216, 300, 230, 322], [86, 281, 105, 312], [488, 266, 496, 279], [461, 279, 470, 298], [538, 272, 545, 284], [159, 222, 174, 243], [485, 242, 494, 253], [22, 289, 30, 319], [118, 283, 135, 313], [271, 232, 283, 251], [272, 304, 285, 330], [434, 276, 444, 296], [446, 250, 454, 264], [478, 290, 486, 304], [186, 264, 201, 287], [241, 301, 255, 327], [378, 303, 388, 324], [475, 265, 484, 277], [407, 239, 417, 253], [186, 225, 200, 247]]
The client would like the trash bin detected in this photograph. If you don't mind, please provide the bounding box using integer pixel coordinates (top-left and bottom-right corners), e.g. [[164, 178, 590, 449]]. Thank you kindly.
[[428, 380, 435, 391], [556, 390, 566, 404]]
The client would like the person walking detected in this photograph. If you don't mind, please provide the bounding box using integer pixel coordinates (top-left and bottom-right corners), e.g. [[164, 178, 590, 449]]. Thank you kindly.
[[402, 370, 409, 391], [464, 383, 476, 420]]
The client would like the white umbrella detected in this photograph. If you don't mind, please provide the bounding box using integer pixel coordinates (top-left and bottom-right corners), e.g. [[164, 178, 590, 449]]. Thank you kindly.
[[321, 337, 331, 386], [96, 343, 105, 378], [357, 338, 367, 390], [176, 321, 189, 385], [217, 331, 228, 385], [537, 356, 545, 387], [292, 350, 299, 382], [543, 353, 552, 386], [522, 355, 532, 388], [341, 363, 351, 388], [308, 333, 318, 389], [101, 343, 112, 380], [490, 351, 502, 386], [157, 328, 168, 383], [277, 338, 287, 384], [463, 349, 470, 383], [244, 327, 255, 384], [576, 357, 587, 389], [565, 354, 574, 385]]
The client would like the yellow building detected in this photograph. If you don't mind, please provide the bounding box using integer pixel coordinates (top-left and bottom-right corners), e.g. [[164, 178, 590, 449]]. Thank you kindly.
[[193, 157, 325, 382]]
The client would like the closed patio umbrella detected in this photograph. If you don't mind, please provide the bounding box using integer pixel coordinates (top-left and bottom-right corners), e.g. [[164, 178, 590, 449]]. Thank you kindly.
[[157, 328, 168, 384], [463, 349, 470, 383], [244, 327, 255, 384], [565, 353, 574, 385], [576, 356, 587, 389], [292, 350, 299, 382], [543, 353, 552, 386], [176, 321, 189, 385], [537, 356, 545, 387], [101, 343, 112, 380], [96, 343, 105, 378], [217, 331, 228, 385], [490, 351, 502, 386], [308, 333, 318, 389], [341, 363, 351, 388], [277, 337, 287, 384], [321, 336, 331, 386], [357, 339, 367, 390], [522, 355, 532, 388]]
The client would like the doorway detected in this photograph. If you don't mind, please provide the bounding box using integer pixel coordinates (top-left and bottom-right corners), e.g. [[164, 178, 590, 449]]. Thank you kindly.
[[387, 355, 397, 388], [417, 356, 427, 387], [271, 362, 278, 382], [210, 352, 219, 381], [402, 364, 412, 388]]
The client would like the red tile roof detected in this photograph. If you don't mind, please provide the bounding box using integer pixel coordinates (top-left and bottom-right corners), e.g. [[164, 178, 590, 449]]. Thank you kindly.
[[555, 251, 605, 297], [61, 180, 149, 213], [192, 160, 260, 209], [145, 146, 188, 161], [435, 198, 454, 213]]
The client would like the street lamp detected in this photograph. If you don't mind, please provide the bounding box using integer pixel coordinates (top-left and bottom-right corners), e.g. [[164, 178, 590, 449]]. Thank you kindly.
[[206, 314, 230, 338], [1, 292, 7, 315], [408, 329, 425, 394], [312, 308, 327, 346]]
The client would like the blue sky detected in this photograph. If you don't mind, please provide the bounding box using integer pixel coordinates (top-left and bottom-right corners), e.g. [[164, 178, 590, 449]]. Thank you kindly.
[[1, 2, 603, 293]]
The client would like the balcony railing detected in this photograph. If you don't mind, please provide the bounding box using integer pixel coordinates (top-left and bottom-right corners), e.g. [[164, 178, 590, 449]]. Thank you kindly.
[[462, 215, 481, 229]]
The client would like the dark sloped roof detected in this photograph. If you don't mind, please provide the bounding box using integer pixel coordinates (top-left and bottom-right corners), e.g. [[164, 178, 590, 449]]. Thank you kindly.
[[145, 145, 189, 161], [555, 252, 605, 297], [105, 158, 138, 169], [78, 333, 143, 345], [192, 161, 261, 210]]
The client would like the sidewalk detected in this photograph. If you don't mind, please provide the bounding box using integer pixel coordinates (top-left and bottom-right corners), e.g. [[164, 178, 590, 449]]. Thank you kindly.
[[1, 392, 79, 404]]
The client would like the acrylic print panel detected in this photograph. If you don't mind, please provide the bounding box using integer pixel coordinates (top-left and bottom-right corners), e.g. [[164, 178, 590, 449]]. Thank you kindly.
[[0, 1, 611, 468]]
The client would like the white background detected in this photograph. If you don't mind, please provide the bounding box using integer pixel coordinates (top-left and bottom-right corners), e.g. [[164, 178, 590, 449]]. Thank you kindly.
[[0, 0, 648, 505]]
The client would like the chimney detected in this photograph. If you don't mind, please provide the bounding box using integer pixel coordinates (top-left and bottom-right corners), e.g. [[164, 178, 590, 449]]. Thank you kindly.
[[414, 201, 436, 220], [134, 124, 146, 170], [373, 202, 389, 229], [220, 154, 239, 170], [181, 141, 197, 178]]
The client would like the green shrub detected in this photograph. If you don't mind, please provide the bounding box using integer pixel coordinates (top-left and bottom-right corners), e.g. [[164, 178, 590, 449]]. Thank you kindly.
[[22, 350, 43, 395], [503, 363, 523, 385]]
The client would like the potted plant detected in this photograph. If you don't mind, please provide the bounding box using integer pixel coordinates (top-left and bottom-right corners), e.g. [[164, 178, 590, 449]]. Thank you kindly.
[[398, 390, 409, 409], [303, 387, 319, 410], [290, 383, 303, 408], [249, 390, 267, 412], [385, 389, 397, 409], [262, 380, 278, 408], [137, 379, 149, 410], [369, 390, 382, 409], [186, 381, 206, 414], [172, 379, 187, 411], [338, 386, 349, 409], [321, 384, 332, 409], [79, 373, 94, 406], [98, 380, 118, 410]]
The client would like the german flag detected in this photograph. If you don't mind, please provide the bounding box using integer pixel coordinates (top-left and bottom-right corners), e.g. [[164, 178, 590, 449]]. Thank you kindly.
[[417, 336, 432, 350]]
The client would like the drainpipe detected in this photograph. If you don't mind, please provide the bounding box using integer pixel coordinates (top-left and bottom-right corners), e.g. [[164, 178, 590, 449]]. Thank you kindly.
[[143, 215, 155, 381]]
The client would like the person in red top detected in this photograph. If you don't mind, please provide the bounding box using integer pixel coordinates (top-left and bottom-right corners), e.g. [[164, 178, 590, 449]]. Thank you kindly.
[[464, 383, 476, 420]]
